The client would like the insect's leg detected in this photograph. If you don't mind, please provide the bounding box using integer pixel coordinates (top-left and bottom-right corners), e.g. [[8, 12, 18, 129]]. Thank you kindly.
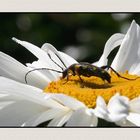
[[101, 65, 138, 81], [78, 75, 84, 83], [74, 69, 84, 83], [63, 71, 83, 84], [63, 76, 68, 84], [100, 65, 109, 70], [101, 65, 126, 79]]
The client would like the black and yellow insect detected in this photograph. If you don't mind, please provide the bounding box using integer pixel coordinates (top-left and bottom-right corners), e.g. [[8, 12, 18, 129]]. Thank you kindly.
[[25, 52, 137, 84], [61, 63, 111, 83], [55, 63, 135, 83]]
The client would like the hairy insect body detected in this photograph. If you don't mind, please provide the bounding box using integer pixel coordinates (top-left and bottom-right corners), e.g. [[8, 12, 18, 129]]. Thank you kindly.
[[62, 63, 111, 83], [79, 64, 111, 83]]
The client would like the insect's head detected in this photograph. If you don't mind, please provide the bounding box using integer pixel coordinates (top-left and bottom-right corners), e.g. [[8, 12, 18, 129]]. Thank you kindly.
[[62, 69, 68, 79], [62, 64, 75, 79]]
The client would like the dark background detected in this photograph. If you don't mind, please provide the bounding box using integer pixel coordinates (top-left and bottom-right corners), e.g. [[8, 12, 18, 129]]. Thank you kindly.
[[0, 13, 140, 65]]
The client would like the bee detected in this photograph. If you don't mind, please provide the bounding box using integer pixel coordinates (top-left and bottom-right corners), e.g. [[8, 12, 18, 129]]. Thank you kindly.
[[25, 52, 137, 84]]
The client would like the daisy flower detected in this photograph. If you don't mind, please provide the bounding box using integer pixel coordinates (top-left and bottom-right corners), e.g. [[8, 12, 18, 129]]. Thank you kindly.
[[0, 20, 140, 127]]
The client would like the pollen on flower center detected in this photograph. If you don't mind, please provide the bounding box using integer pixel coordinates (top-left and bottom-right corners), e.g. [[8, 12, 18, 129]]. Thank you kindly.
[[44, 72, 140, 108]]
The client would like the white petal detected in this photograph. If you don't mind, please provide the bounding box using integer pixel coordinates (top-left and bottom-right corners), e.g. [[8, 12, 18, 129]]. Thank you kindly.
[[95, 94, 129, 122], [12, 38, 52, 66], [127, 113, 140, 126], [59, 52, 78, 67], [12, 38, 78, 83], [130, 97, 140, 113], [0, 77, 71, 126], [22, 108, 69, 126], [41, 43, 78, 68], [12, 38, 63, 72], [94, 96, 109, 120], [107, 94, 129, 121], [0, 100, 47, 126], [130, 63, 140, 75], [0, 77, 65, 109], [115, 118, 136, 127], [24, 70, 52, 89], [41, 43, 67, 69], [50, 94, 86, 110], [0, 101, 15, 110], [93, 33, 124, 67], [66, 108, 98, 126], [107, 94, 129, 114], [23, 94, 90, 126], [0, 51, 49, 89], [47, 111, 72, 126], [0, 51, 28, 83], [26, 60, 60, 81], [12, 38, 64, 81], [111, 20, 140, 73]]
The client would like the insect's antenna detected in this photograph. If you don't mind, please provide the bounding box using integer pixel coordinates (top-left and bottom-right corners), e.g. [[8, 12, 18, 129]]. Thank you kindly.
[[48, 53, 64, 71], [55, 53, 67, 68], [48, 52, 67, 69], [25, 68, 62, 83], [101, 65, 139, 81]]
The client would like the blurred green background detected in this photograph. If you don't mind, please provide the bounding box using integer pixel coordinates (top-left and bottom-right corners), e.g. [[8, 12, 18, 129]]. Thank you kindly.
[[0, 13, 140, 65]]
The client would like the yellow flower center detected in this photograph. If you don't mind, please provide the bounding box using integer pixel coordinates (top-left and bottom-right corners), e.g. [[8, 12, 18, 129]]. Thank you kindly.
[[44, 71, 140, 108]]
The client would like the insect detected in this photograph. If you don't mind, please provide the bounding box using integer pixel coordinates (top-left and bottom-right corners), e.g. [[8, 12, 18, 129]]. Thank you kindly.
[[25, 51, 138, 84]]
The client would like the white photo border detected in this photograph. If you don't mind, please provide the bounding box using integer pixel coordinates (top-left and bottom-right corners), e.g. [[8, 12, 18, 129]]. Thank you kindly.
[[0, 0, 139, 12], [0, 0, 140, 139]]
